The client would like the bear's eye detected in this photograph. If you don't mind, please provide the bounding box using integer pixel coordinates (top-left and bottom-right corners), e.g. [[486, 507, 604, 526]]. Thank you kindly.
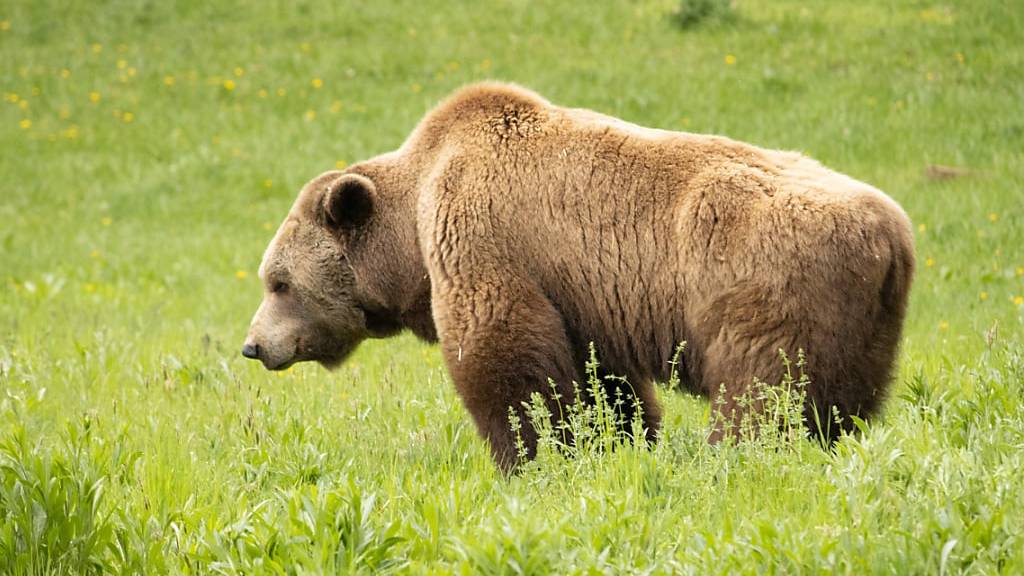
[[271, 281, 289, 294]]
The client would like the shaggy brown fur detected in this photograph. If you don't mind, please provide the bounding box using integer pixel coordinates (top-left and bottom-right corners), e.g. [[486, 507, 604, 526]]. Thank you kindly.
[[243, 82, 915, 472]]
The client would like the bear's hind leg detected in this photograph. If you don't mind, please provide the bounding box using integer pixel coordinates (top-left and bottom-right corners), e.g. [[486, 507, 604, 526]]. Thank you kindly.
[[696, 290, 796, 444]]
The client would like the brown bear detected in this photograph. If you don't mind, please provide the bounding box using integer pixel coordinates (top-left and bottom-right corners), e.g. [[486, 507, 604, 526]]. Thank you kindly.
[[242, 82, 915, 472]]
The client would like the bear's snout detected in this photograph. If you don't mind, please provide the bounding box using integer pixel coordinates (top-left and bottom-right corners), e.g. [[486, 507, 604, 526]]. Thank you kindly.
[[241, 342, 261, 360]]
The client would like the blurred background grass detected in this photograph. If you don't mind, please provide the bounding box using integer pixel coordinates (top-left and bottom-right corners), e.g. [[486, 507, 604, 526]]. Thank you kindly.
[[1, 0, 1023, 573]]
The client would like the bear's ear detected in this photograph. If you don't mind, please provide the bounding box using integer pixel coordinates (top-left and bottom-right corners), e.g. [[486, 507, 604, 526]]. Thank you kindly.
[[323, 174, 376, 230]]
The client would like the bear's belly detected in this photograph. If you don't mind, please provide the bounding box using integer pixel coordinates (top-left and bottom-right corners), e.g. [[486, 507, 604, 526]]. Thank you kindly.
[[543, 264, 694, 390]]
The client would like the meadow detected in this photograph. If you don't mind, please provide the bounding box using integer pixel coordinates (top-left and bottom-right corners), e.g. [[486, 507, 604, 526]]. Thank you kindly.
[[2, 0, 1023, 573]]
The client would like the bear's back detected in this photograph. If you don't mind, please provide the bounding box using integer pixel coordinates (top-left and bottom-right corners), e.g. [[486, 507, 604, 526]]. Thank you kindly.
[[412, 83, 912, 386]]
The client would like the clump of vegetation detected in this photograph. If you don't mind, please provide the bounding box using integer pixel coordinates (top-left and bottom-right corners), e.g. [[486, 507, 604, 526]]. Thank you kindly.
[[512, 345, 816, 482], [0, 415, 137, 574], [671, 0, 737, 29]]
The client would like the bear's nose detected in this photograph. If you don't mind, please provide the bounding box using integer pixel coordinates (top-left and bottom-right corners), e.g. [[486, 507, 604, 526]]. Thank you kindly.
[[241, 342, 261, 360]]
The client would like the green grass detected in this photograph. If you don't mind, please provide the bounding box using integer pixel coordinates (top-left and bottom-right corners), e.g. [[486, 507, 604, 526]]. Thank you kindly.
[[2, 0, 1023, 573]]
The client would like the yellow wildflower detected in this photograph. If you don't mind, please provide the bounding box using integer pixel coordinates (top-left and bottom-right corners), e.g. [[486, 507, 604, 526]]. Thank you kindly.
[[222, 79, 236, 91], [263, 179, 273, 188], [234, 67, 244, 77], [235, 270, 248, 279], [955, 52, 965, 64], [724, 54, 737, 65], [1016, 267, 1024, 276], [18, 100, 28, 110], [300, 42, 311, 52], [925, 257, 935, 267], [304, 109, 316, 121], [917, 223, 926, 233], [411, 82, 422, 93], [123, 111, 134, 123], [988, 212, 998, 222], [1015, 296, 1023, 306], [163, 75, 175, 86], [262, 222, 273, 231], [101, 217, 112, 226], [18, 119, 31, 129], [258, 89, 268, 98], [4, 93, 17, 103], [939, 321, 949, 331], [311, 78, 323, 88], [116, 59, 127, 69], [335, 160, 347, 169], [0, 20, 10, 31], [979, 292, 988, 301], [277, 87, 286, 97], [91, 43, 102, 53], [89, 91, 101, 103], [60, 68, 71, 79]]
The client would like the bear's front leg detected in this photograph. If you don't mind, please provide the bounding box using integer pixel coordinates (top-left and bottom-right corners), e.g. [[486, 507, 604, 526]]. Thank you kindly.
[[435, 281, 579, 473]]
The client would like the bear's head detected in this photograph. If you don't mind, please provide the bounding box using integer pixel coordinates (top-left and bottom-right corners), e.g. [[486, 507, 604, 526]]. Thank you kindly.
[[241, 168, 429, 371]]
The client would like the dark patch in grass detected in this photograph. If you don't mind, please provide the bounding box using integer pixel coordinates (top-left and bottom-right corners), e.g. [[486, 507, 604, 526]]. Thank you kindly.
[[671, 0, 737, 30]]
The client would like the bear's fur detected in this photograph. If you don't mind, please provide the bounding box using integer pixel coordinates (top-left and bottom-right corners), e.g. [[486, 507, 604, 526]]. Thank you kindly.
[[243, 82, 915, 472]]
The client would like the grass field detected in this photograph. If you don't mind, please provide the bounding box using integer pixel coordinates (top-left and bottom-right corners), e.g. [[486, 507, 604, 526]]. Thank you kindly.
[[2, 0, 1023, 573]]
